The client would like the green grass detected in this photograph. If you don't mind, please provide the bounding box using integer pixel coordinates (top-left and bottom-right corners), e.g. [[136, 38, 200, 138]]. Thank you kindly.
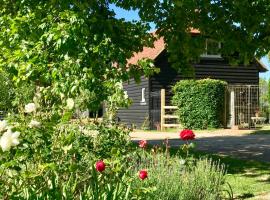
[[249, 125, 270, 135], [169, 149, 270, 199], [212, 154, 270, 199]]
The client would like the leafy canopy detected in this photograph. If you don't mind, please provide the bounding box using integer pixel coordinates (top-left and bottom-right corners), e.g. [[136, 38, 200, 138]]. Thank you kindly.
[[0, 1, 155, 112], [115, 0, 270, 73], [0, 1, 270, 112]]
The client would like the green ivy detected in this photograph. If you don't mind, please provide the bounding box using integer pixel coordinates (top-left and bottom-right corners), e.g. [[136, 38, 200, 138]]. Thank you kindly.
[[172, 79, 227, 129]]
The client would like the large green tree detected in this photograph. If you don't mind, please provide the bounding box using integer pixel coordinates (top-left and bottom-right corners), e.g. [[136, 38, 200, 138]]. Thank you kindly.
[[0, 1, 155, 112], [115, 0, 270, 73], [1, 1, 270, 112]]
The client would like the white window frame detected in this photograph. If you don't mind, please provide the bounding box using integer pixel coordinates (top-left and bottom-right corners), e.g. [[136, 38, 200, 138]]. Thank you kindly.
[[140, 88, 146, 105], [201, 39, 222, 58]]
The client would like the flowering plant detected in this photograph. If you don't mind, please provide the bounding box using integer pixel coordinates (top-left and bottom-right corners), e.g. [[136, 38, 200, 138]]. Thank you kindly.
[[179, 129, 196, 159], [180, 129, 195, 140], [96, 160, 106, 172], [139, 170, 148, 180], [139, 140, 147, 148]]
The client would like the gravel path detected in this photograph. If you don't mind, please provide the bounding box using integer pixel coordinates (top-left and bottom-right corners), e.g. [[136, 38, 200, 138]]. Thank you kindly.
[[130, 129, 270, 162]]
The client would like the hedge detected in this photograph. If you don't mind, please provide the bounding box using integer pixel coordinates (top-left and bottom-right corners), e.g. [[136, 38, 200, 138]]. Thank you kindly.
[[172, 78, 227, 129]]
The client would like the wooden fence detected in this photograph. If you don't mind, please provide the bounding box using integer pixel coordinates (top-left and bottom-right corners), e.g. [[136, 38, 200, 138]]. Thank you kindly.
[[160, 89, 180, 131]]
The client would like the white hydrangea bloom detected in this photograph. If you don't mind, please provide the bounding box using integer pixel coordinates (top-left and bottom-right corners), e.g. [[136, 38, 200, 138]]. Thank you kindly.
[[28, 120, 41, 128], [25, 103, 36, 113], [0, 120, 8, 132], [0, 129, 20, 151], [66, 98, 75, 110]]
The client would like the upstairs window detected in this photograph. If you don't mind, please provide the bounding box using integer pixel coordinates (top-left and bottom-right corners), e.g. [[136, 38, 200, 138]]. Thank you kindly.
[[201, 39, 221, 58]]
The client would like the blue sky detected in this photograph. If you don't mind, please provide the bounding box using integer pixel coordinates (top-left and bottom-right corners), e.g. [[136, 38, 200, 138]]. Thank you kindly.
[[110, 4, 270, 80]]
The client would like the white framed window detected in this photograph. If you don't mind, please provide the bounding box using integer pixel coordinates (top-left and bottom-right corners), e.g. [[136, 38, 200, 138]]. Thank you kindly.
[[140, 88, 146, 105], [201, 39, 221, 58]]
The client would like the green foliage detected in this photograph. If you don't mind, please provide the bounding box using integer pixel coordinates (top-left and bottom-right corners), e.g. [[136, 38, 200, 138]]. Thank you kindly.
[[116, 1, 270, 74], [90, 123, 132, 159], [0, 111, 136, 199], [0, 1, 157, 113], [259, 78, 269, 119], [172, 79, 227, 129], [0, 72, 13, 111], [130, 151, 226, 200]]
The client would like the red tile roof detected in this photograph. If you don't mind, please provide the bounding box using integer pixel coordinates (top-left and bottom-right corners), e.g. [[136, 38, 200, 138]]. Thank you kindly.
[[127, 36, 165, 65], [127, 29, 200, 65]]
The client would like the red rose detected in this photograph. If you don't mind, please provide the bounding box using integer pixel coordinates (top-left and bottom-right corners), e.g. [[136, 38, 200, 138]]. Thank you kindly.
[[95, 160, 106, 172], [139, 170, 148, 180], [139, 140, 147, 148], [180, 129, 195, 140]]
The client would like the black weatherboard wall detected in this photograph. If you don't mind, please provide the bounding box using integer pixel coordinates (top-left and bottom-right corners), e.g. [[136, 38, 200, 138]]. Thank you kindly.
[[117, 50, 262, 129], [150, 51, 260, 105], [117, 77, 150, 128]]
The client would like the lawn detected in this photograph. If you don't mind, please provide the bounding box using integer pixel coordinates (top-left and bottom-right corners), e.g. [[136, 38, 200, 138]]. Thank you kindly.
[[168, 149, 270, 199]]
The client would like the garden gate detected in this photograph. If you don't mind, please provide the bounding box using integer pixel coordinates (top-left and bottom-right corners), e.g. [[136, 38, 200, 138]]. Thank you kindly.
[[228, 85, 268, 128]]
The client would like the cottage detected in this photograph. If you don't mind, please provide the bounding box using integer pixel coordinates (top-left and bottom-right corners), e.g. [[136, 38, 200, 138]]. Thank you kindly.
[[117, 32, 268, 129]]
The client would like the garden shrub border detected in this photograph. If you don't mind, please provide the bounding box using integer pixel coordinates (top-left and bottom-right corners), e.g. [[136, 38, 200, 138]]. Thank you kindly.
[[172, 78, 228, 129]]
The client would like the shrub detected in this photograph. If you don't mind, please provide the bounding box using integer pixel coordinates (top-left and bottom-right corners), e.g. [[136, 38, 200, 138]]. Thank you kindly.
[[130, 153, 226, 200], [0, 71, 35, 112], [0, 111, 134, 199], [172, 78, 227, 129], [0, 72, 13, 111]]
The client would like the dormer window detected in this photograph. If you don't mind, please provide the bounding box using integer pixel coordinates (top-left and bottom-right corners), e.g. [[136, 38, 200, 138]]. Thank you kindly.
[[201, 39, 221, 58]]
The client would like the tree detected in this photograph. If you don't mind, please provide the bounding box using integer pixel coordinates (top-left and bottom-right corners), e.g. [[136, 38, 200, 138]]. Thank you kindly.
[[115, 0, 270, 74], [1, 1, 270, 113], [0, 1, 156, 113]]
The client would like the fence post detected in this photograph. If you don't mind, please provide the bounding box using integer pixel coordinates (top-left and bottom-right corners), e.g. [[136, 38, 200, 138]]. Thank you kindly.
[[224, 87, 227, 128], [230, 90, 235, 128], [160, 89, 165, 131]]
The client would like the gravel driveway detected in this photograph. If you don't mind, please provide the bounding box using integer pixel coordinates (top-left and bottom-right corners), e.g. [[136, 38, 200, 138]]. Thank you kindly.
[[130, 129, 270, 162]]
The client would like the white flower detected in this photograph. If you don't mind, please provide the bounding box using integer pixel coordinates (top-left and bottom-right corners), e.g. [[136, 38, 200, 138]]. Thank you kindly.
[[28, 120, 41, 128], [62, 144, 72, 154], [115, 82, 123, 89], [0, 120, 8, 132], [82, 129, 99, 137], [124, 91, 129, 99], [66, 98, 75, 110], [25, 103, 36, 113], [0, 129, 20, 151], [179, 159, 186, 165]]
